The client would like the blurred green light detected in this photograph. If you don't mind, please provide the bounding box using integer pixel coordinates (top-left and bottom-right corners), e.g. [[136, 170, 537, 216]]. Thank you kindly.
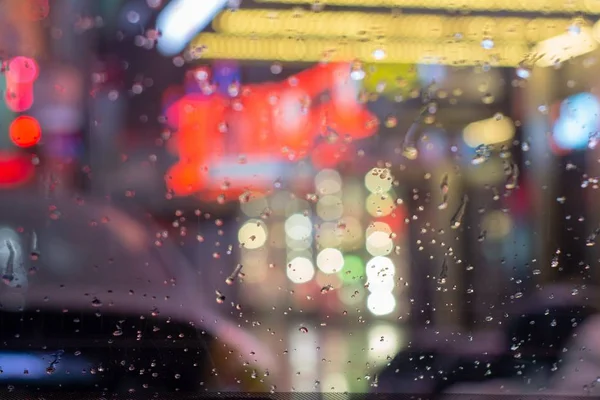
[[339, 255, 365, 284]]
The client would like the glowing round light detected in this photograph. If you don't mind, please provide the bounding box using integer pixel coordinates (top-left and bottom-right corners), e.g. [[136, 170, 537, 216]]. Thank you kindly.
[[365, 168, 393, 193], [338, 255, 365, 284], [238, 219, 268, 249], [366, 193, 395, 217], [315, 222, 343, 248], [9, 116, 42, 148], [339, 217, 364, 250], [368, 324, 402, 360], [240, 196, 269, 217], [286, 234, 313, 251], [285, 213, 313, 241], [287, 257, 316, 284], [366, 256, 395, 280], [481, 211, 513, 239], [316, 195, 344, 221], [316, 248, 345, 274], [315, 169, 343, 195], [367, 276, 395, 293], [367, 292, 396, 316], [366, 232, 394, 256], [553, 93, 600, 151]]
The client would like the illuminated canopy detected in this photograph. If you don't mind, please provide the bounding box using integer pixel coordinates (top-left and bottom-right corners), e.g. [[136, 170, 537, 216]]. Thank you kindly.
[[254, 0, 600, 14], [189, 34, 528, 66], [214, 9, 588, 44]]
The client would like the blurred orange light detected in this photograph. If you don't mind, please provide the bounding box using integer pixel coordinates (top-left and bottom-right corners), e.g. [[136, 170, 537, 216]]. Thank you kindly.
[[21, 0, 50, 21], [9, 116, 42, 148]]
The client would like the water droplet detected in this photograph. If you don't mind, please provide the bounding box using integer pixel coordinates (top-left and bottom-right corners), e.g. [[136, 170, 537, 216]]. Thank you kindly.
[[91, 298, 102, 307]]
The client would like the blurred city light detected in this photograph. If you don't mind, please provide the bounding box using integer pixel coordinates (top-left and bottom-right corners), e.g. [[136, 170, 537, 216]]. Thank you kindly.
[[238, 219, 268, 250], [367, 292, 396, 316], [366, 256, 395, 280], [463, 115, 515, 148], [316, 195, 344, 221], [532, 27, 597, 67], [214, 9, 583, 44], [553, 93, 600, 150], [338, 255, 364, 284], [9, 116, 41, 148], [367, 323, 403, 360], [156, 0, 227, 56], [254, 0, 600, 13], [285, 213, 313, 241], [365, 193, 395, 218], [286, 256, 316, 284], [316, 248, 345, 274], [190, 34, 528, 67], [365, 168, 393, 194], [481, 211, 514, 240], [314, 169, 342, 195]]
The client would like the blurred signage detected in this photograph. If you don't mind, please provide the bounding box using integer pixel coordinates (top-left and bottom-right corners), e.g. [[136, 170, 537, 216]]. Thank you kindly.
[[164, 62, 379, 202]]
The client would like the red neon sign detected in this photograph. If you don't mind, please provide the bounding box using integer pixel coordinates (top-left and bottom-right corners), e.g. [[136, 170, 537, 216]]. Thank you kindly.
[[165, 62, 379, 202]]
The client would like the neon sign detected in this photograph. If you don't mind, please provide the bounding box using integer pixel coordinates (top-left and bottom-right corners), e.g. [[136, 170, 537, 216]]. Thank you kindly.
[[164, 62, 379, 202]]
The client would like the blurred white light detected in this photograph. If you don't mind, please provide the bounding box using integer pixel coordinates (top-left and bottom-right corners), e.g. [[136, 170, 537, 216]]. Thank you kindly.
[[285, 235, 313, 251], [368, 323, 403, 360], [367, 277, 395, 293], [315, 169, 342, 195], [316, 248, 345, 274], [285, 213, 313, 241], [316, 195, 344, 221], [287, 257, 316, 284], [366, 230, 394, 257], [367, 292, 396, 316], [366, 256, 395, 280], [365, 168, 393, 194], [238, 219, 268, 250], [156, 0, 227, 56]]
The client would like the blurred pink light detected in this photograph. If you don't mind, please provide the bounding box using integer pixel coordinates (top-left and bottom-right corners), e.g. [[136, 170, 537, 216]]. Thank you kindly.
[[4, 57, 39, 112]]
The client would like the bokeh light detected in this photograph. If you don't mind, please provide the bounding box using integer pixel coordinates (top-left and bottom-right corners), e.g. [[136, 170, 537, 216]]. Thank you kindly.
[[314, 169, 343, 195], [238, 219, 268, 249], [553, 92, 600, 150], [316, 248, 345, 274], [316, 195, 344, 221], [367, 292, 396, 316], [285, 213, 313, 241], [366, 256, 396, 280], [338, 255, 365, 284], [365, 168, 393, 193], [286, 257, 316, 284], [9, 116, 42, 148]]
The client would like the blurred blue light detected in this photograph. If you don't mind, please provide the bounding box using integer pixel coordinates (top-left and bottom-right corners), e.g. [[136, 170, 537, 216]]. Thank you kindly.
[[156, 0, 227, 56], [553, 92, 600, 150]]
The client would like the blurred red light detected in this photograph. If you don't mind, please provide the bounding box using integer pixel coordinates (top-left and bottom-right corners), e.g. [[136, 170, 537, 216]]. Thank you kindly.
[[0, 151, 34, 188]]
